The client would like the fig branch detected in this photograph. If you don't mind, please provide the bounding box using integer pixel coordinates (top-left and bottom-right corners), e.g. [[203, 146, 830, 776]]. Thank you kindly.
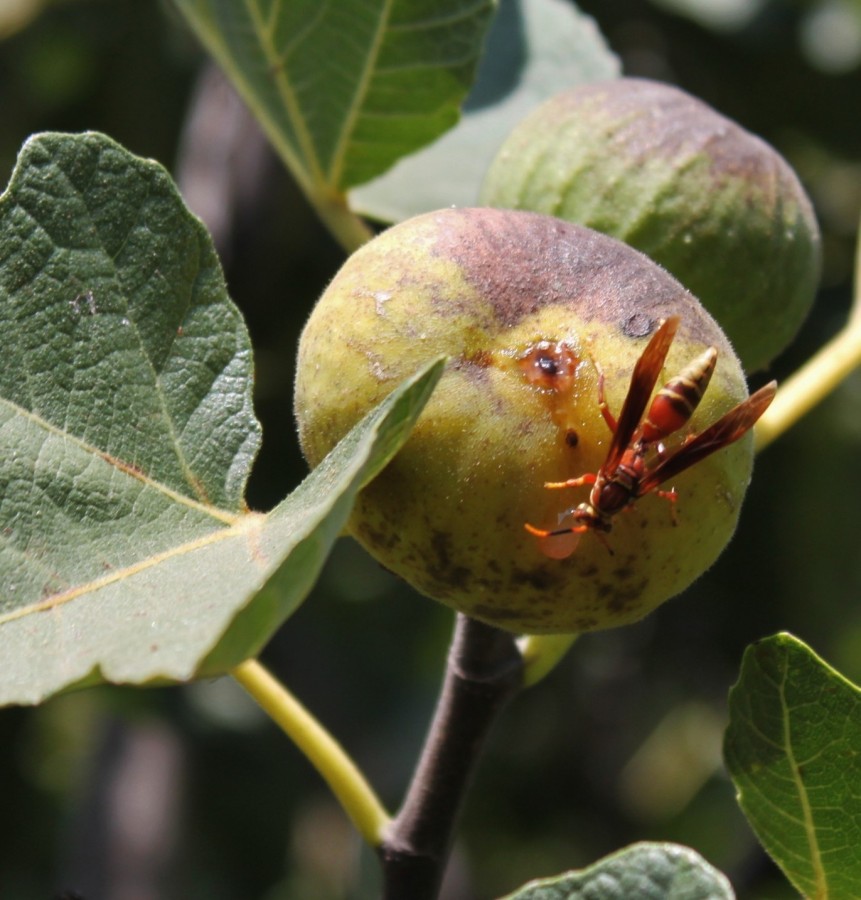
[[756, 221, 861, 452], [379, 614, 524, 900], [233, 616, 525, 900], [754, 321, 861, 451]]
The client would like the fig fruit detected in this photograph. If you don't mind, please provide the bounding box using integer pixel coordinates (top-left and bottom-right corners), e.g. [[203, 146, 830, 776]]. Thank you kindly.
[[480, 78, 821, 373], [294, 207, 759, 634]]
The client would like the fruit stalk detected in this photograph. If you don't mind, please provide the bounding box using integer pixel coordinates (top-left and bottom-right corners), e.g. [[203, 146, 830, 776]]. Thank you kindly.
[[231, 659, 391, 845], [755, 319, 861, 452], [379, 614, 523, 899]]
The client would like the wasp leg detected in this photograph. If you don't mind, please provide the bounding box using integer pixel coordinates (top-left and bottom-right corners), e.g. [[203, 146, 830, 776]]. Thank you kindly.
[[592, 529, 615, 555], [595, 363, 618, 434], [524, 522, 588, 539], [656, 488, 678, 525], [525, 523, 588, 560], [544, 472, 597, 490], [581, 336, 618, 435]]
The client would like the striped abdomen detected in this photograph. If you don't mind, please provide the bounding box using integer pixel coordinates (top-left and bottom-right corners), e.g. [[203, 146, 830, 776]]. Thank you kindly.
[[641, 346, 718, 445]]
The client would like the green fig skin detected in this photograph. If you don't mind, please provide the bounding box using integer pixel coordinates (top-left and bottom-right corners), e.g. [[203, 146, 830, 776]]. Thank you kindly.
[[480, 78, 821, 373], [295, 208, 757, 635]]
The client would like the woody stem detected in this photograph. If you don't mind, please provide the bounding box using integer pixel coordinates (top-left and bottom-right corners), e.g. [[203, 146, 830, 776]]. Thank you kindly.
[[378, 614, 524, 900]]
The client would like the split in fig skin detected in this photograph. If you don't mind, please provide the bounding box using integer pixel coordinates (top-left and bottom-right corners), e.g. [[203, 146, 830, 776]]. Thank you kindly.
[[295, 207, 759, 634]]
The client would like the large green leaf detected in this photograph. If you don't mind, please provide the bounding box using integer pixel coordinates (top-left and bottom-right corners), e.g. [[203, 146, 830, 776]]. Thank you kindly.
[[1, 132, 258, 512], [725, 633, 861, 899], [351, 0, 620, 222], [500, 842, 734, 899], [173, 0, 496, 194], [0, 131, 444, 705]]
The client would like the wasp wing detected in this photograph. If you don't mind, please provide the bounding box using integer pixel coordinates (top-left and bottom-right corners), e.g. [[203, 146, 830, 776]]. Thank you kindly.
[[637, 381, 777, 494], [604, 316, 680, 472]]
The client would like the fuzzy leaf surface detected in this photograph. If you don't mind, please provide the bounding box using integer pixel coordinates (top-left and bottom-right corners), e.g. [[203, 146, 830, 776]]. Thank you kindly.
[[0, 131, 444, 704], [500, 842, 734, 899], [173, 0, 496, 192], [725, 632, 861, 900]]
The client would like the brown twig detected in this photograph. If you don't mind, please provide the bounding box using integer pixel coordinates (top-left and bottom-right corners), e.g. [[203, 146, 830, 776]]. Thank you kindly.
[[378, 614, 524, 900]]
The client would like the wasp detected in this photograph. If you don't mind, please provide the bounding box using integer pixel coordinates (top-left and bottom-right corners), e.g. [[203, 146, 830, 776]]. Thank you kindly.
[[525, 316, 776, 556]]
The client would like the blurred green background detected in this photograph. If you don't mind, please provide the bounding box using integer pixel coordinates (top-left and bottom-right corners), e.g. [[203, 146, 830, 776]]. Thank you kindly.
[[1, 1, 859, 898]]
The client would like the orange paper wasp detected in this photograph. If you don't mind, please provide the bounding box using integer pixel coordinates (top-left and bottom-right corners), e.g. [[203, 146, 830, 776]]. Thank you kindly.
[[525, 316, 776, 556]]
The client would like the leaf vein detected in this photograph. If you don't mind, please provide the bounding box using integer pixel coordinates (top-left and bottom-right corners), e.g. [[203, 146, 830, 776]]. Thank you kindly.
[[0, 515, 261, 625], [0, 395, 239, 525], [326, 0, 396, 186]]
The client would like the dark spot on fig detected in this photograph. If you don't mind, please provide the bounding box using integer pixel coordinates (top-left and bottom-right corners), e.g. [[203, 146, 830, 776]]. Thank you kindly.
[[424, 530, 472, 588], [452, 354, 493, 387], [565, 429, 579, 448], [511, 566, 567, 592], [459, 348, 494, 368], [471, 603, 531, 622], [443, 569, 478, 592], [596, 581, 615, 600], [622, 313, 657, 339], [430, 530, 452, 569], [353, 518, 400, 552], [607, 578, 649, 614]]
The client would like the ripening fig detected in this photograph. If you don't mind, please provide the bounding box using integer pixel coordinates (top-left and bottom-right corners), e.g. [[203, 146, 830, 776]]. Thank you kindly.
[[294, 208, 764, 635], [480, 78, 821, 372]]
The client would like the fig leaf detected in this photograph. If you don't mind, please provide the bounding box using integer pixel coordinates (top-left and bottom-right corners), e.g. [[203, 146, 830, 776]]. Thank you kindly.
[[350, 0, 620, 221], [173, 0, 496, 192], [725, 632, 861, 899], [0, 131, 444, 705], [500, 841, 734, 899]]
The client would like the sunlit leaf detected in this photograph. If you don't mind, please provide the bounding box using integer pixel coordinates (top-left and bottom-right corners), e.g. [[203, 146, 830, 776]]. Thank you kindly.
[[500, 842, 734, 899], [173, 0, 496, 193], [0, 131, 444, 704], [725, 632, 861, 900], [351, 0, 620, 222]]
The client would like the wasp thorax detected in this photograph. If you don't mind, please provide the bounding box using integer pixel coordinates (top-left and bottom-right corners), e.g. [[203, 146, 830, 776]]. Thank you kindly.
[[294, 208, 760, 634]]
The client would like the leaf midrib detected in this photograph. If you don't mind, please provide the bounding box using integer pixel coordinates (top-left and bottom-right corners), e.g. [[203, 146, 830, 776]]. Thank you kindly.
[[15, 149, 229, 510], [0, 395, 240, 525], [0, 510, 265, 626], [779, 657, 829, 899], [244, 0, 395, 190]]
